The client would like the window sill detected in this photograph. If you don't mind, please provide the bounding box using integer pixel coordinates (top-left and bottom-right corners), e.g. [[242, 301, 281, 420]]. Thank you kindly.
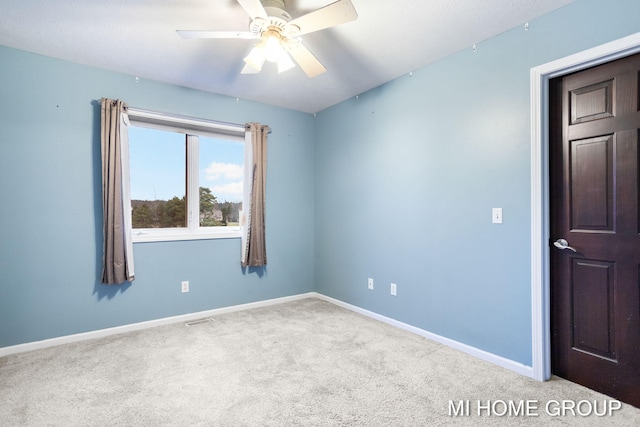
[[132, 228, 241, 243]]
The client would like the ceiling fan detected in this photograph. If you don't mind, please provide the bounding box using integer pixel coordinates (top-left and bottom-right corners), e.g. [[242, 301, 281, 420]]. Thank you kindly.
[[177, 0, 358, 77]]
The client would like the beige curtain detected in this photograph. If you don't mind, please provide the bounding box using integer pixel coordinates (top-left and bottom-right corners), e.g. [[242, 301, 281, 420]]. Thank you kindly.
[[100, 98, 135, 284], [241, 123, 269, 267]]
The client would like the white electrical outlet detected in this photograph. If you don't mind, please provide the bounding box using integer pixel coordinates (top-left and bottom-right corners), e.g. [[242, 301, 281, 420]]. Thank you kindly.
[[368, 278, 374, 290], [390, 283, 397, 296], [181, 281, 189, 293]]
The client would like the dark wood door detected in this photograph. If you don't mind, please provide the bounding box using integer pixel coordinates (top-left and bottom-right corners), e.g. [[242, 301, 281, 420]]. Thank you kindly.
[[550, 52, 640, 408]]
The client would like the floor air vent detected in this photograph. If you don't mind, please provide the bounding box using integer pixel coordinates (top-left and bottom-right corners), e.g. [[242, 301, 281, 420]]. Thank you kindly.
[[185, 318, 215, 326]]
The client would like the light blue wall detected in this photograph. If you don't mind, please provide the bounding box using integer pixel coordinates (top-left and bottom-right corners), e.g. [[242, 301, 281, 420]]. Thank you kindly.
[[0, 46, 315, 347], [314, 0, 640, 366]]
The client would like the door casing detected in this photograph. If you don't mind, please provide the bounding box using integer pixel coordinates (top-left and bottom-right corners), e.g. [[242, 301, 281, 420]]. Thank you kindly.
[[530, 31, 640, 382]]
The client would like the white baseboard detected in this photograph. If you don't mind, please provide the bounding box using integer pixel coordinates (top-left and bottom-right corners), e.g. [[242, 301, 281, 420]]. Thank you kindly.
[[311, 293, 535, 379], [0, 291, 534, 380], [0, 293, 315, 358]]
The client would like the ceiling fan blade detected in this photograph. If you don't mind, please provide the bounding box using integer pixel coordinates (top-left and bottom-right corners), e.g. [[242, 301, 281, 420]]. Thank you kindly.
[[284, 41, 326, 78], [287, 0, 357, 37], [237, 0, 268, 21], [176, 30, 256, 39]]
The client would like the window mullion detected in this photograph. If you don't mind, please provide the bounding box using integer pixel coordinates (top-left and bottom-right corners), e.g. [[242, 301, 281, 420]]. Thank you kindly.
[[186, 134, 200, 231]]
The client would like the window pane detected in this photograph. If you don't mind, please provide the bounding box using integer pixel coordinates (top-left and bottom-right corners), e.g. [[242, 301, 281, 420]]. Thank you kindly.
[[129, 126, 187, 228], [199, 136, 244, 227]]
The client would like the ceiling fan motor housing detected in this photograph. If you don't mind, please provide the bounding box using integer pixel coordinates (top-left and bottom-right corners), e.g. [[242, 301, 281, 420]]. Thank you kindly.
[[263, 0, 291, 22], [250, 0, 295, 37], [262, 0, 288, 16]]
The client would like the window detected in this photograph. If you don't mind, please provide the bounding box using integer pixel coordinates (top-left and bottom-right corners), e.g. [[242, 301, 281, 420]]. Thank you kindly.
[[127, 108, 245, 242]]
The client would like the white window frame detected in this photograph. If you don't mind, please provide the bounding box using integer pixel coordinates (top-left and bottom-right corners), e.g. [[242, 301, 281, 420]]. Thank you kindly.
[[127, 107, 246, 243]]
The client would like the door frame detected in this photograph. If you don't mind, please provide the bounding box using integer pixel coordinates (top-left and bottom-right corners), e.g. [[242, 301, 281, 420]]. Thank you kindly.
[[530, 31, 640, 382]]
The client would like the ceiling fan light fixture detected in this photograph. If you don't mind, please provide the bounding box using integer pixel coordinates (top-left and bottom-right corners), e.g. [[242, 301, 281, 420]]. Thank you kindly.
[[244, 27, 295, 74], [263, 31, 284, 63], [276, 52, 295, 73], [243, 45, 266, 71]]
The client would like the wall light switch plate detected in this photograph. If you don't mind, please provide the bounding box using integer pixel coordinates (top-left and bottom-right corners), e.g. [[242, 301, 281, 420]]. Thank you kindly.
[[368, 278, 374, 290], [390, 283, 397, 296], [492, 208, 503, 224]]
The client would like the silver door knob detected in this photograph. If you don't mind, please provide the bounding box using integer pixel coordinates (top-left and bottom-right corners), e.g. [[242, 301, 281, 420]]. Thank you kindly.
[[554, 238, 577, 252]]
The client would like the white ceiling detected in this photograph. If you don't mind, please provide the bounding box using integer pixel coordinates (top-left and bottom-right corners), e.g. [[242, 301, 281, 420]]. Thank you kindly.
[[0, 0, 574, 113]]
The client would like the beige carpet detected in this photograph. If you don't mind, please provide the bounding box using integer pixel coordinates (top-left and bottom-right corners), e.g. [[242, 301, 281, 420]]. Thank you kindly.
[[1, 298, 638, 426]]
